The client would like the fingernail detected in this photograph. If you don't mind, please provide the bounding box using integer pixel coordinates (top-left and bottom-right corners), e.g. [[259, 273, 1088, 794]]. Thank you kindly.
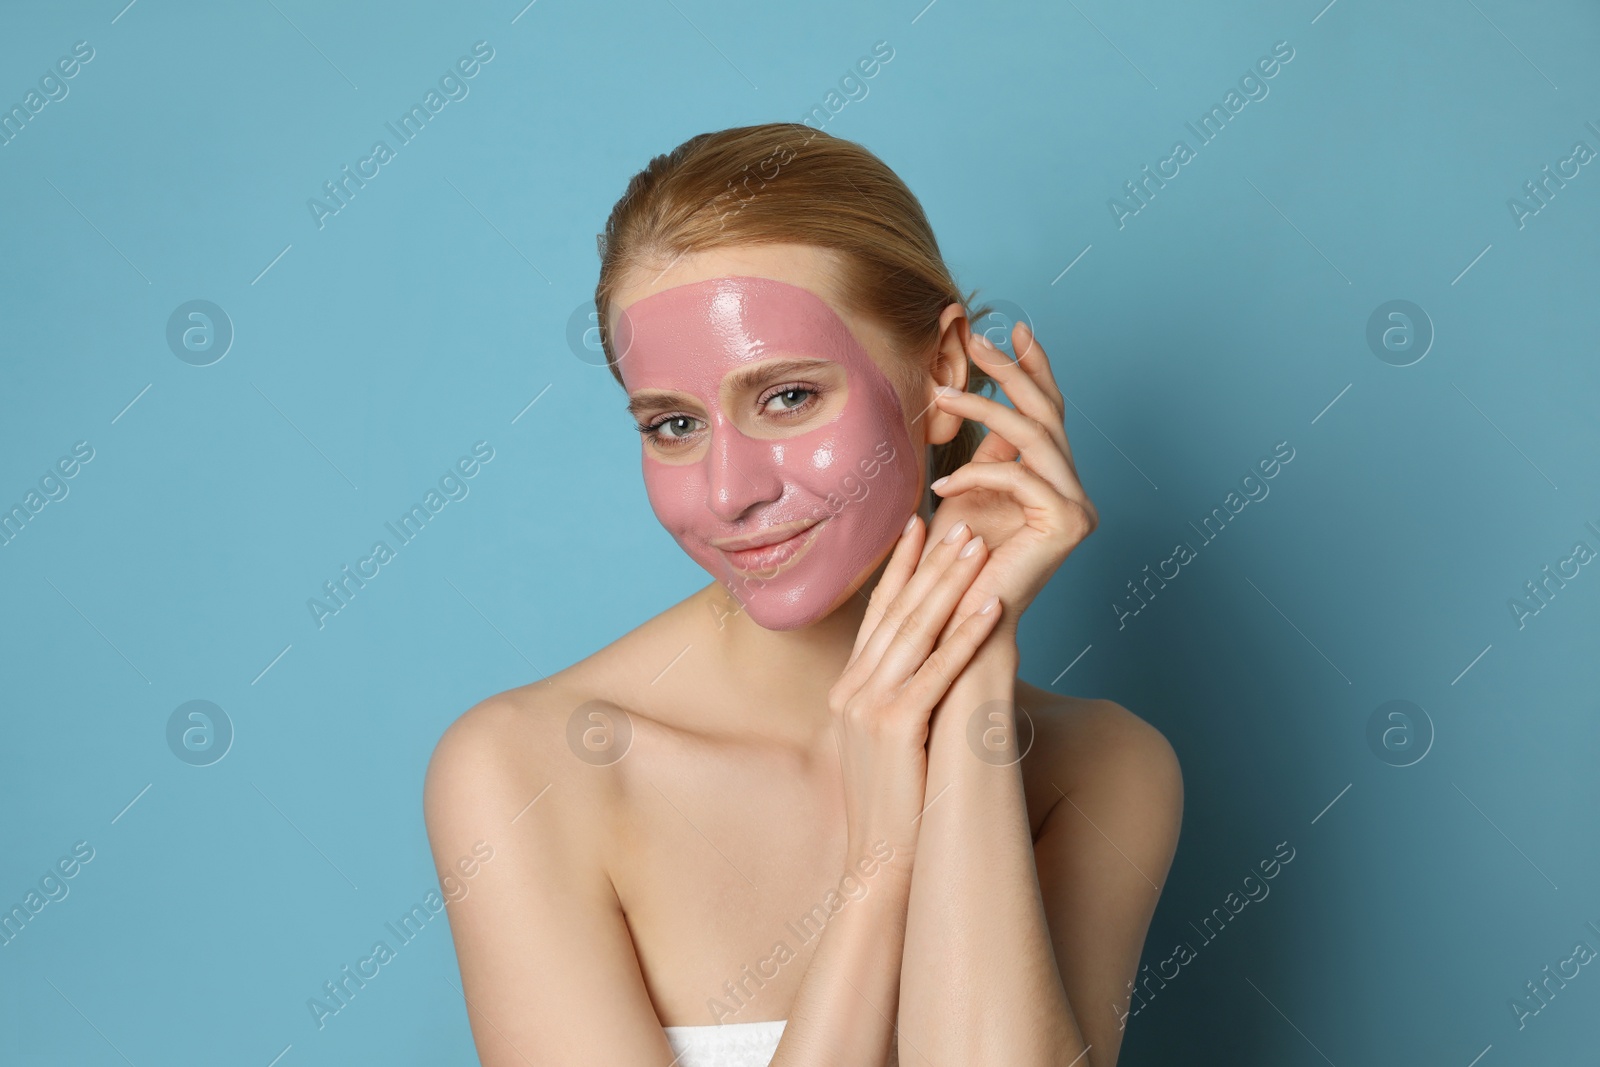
[[978, 594, 999, 615], [958, 535, 984, 559], [934, 384, 963, 398], [903, 514, 918, 536], [930, 475, 950, 491], [973, 331, 997, 351], [942, 520, 968, 544]]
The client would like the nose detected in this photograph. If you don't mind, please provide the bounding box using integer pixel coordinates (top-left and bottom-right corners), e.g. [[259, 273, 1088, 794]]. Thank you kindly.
[[704, 422, 785, 522]]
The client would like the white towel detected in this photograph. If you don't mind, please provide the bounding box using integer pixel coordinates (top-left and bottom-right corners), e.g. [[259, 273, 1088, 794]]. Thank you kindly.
[[662, 1020, 901, 1067]]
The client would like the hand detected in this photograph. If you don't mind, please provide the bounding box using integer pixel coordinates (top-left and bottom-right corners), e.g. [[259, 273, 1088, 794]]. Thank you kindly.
[[924, 320, 1098, 634], [830, 514, 1003, 862]]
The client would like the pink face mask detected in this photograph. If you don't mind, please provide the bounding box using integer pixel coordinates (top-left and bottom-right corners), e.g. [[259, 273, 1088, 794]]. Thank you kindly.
[[615, 275, 920, 630]]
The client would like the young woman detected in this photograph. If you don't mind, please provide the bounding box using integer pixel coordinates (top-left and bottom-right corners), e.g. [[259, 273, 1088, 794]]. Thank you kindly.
[[424, 123, 1183, 1067]]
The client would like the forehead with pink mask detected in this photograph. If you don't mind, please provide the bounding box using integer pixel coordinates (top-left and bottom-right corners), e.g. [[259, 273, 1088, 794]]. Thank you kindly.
[[615, 275, 921, 631]]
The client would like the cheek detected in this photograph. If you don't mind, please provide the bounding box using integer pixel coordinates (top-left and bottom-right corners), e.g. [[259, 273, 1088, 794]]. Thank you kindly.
[[774, 400, 916, 539], [640, 458, 705, 533], [800, 439, 840, 476], [775, 430, 874, 512], [821, 386, 915, 496]]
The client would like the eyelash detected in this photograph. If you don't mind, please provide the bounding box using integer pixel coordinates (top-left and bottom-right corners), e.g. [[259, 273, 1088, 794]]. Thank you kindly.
[[635, 382, 824, 448], [635, 413, 701, 445], [758, 381, 821, 417]]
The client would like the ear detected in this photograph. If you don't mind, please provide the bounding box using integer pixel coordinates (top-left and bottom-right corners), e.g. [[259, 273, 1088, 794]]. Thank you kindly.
[[922, 302, 971, 447]]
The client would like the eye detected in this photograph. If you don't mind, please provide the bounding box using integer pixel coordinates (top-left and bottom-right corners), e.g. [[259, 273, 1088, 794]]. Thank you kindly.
[[636, 413, 704, 447], [759, 382, 820, 418]]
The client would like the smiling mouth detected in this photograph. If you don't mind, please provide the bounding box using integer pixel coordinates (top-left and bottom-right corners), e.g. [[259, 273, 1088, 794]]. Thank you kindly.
[[715, 518, 827, 577]]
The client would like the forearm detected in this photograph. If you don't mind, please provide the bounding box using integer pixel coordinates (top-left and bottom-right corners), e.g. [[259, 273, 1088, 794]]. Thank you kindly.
[[897, 637, 1086, 1065], [770, 844, 914, 1067]]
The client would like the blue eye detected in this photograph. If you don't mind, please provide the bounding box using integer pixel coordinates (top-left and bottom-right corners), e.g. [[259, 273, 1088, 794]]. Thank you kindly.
[[761, 383, 820, 416], [636, 414, 703, 446]]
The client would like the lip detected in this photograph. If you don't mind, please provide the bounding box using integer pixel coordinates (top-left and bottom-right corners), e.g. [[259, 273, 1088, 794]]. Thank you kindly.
[[714, 518, 826, 576], [710, 517, 822, 552]]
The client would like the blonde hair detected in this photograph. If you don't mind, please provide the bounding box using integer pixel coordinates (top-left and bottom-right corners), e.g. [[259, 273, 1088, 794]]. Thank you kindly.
[[592, 122, 995, 486]]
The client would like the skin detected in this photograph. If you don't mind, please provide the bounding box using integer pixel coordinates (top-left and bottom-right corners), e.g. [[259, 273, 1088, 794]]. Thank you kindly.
[[614, 273, 924, 632], [424, 243, 1184, 1066]]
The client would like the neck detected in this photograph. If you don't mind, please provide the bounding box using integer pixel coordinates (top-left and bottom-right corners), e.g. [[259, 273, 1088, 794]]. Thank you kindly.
[[708, 568, 875, 713], [697, 490, 937, 745], [723, 572, 876, 681]]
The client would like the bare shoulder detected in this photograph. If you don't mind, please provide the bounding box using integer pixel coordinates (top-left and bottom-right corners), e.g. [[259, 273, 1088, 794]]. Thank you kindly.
[[423, 678, 599, 842], [1016, 683, 1184, 837], [420, 640, 688, 1062], [423, 601, 692, 848]]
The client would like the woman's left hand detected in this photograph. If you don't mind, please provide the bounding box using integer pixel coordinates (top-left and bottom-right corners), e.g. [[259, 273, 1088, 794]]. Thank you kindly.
[[922, 319, 1098, 636]]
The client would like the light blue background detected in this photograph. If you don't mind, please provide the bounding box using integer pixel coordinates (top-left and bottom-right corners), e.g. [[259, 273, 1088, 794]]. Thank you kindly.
[[2, 0, 1597, 1064]]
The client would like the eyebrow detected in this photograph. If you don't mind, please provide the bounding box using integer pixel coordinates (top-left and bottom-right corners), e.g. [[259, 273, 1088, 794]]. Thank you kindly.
[[625, 357, 838, 419]]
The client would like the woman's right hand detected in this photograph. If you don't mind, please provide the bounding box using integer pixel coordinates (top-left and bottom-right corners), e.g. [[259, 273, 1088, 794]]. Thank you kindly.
[[829, 514, 1003, 867]]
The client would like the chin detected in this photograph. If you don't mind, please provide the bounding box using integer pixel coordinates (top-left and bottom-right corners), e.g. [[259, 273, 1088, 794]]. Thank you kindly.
[[740, 594, 839, 632], [719, 554, 886, 633]]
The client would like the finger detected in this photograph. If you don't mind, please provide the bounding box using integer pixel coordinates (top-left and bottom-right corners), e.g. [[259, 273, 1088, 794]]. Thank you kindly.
[[932, 390, 1075, 497], [958, 333, 1065, 469], [841, 520, 976, 688], [966, 328, 1066, 442], [1011, 321, 1065, 414], [859, 532, 990, 699], [931, 459, 1095, 537], [849, 522, 979, 685], [1006, 321, 1085, 475], [846, 513, 925, 670], [900, 593, 1004, 711]]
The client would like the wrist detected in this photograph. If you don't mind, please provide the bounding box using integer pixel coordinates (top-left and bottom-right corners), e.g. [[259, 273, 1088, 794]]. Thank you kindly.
[[841, 836, 915, 897], [952, 629, 1019, 695], [927, 635, 1017, 750]]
